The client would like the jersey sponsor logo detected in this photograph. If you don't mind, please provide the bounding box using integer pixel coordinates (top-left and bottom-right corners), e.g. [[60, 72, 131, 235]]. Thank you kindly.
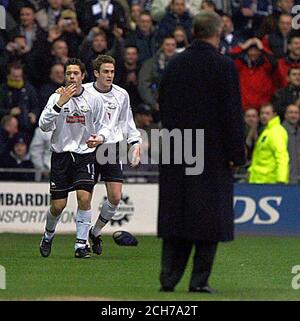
[[66, 111, 86, 124]]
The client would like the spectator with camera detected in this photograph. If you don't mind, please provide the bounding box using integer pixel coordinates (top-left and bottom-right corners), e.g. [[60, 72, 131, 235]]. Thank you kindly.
[[57, 9, 84, 58]]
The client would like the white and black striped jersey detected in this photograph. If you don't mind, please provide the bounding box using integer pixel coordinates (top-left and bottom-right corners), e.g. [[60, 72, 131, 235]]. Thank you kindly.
[[83, 83, 142, 145], [39, 88, 110, 154]]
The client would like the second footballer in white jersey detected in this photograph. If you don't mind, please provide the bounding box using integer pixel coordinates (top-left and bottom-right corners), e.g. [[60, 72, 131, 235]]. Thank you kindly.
[[84, 55, 142, 255]]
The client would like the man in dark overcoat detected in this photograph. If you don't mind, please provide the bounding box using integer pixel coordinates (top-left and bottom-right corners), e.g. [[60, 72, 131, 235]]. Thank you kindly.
[[158, 11, 245, 293]]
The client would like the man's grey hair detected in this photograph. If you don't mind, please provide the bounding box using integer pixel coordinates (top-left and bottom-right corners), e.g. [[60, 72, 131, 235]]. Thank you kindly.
[[193, 11, 223, 39]]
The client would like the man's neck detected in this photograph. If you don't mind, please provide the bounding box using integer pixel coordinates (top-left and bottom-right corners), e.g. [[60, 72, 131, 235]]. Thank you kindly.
[[201, 36, 219, 49], [125, 62, 137, 70], [287, 120, 298, 128], [23, 24, 34, 31], [95, 81, 111, 92], [74, 86, 83, 96]]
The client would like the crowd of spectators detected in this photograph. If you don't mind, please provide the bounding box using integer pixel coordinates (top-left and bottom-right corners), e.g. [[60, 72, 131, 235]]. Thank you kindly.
[[1, 0, 300, 183]]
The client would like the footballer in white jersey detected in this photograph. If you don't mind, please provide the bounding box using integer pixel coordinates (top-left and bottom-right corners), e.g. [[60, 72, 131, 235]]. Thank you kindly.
[[39, 59, 109, 259], [86, 55, 142, 254]]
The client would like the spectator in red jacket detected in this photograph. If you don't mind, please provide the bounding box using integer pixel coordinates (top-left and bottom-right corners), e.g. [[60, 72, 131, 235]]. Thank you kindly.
[[275, 33, 300, 89], [230, 37, 277, 111]]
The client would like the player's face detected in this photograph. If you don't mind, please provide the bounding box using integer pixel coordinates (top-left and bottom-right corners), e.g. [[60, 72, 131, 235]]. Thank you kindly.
[[95, 63, 115, 90], [65, 65, 84, 89]]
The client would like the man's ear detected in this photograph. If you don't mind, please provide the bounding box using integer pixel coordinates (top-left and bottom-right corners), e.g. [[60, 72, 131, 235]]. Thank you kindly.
[[94, 70, 100, 78], [82, 72, 85, 81]]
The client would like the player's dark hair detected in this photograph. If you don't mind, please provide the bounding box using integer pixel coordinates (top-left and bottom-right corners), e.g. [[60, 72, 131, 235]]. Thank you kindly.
[[92, 55, 115, 72], [64, 58, 86, 75]]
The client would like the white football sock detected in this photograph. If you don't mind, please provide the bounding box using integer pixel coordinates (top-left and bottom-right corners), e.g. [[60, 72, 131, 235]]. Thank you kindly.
[[92, 200, 119, 237], [75, 209, 93, 250], [44, 209, 61, 240]]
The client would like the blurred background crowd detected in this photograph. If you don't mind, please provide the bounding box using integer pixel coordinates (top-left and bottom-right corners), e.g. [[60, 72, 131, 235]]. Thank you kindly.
[[1, 0, 300, 183]]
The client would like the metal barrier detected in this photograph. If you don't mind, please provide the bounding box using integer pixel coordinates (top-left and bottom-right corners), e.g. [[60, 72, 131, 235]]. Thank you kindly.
[[1, 168, 298, 183]]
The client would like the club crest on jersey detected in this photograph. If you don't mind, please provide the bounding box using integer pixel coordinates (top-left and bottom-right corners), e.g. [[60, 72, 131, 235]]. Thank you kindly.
[[106, 102, 117, 110], [80, 105, 90, 113]]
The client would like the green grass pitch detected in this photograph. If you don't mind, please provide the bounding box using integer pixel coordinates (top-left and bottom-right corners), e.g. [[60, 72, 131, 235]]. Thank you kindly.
[[0, 234, 299, 300]]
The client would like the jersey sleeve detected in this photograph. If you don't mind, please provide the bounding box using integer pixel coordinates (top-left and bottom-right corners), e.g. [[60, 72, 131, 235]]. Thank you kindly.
[[119, 92, 142, 145], [39, 93, 60, 132]]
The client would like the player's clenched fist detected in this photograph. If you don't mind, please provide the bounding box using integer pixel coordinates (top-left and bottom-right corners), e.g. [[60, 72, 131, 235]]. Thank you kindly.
[[57, 84, 77, 107], [86, 134, 104, 148]]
